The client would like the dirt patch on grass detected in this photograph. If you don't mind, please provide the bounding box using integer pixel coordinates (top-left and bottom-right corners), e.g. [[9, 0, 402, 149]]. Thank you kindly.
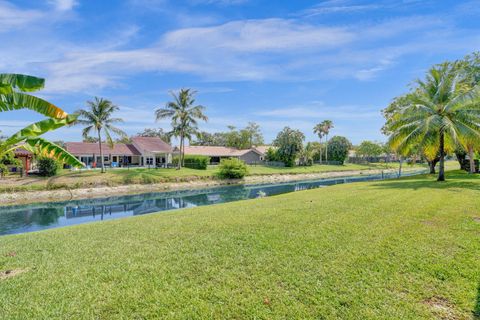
[[0, 268, 27, 280], [473, 217, 480, 223], [423, 296, 459, 320]]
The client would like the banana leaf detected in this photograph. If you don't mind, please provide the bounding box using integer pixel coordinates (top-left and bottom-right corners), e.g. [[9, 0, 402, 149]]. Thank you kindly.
[[23, 138, 84, 167], [0, 74, 45, 92], [0, 91, 68, 119], [3, 115, 78, 147]]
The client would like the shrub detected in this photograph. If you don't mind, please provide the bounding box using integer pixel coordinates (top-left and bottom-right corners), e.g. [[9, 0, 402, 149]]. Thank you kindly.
[[218, 158, 248, 179], [173, 155, 210, 170], [327, 136, 352, 165], [38, 157, 61, 177]]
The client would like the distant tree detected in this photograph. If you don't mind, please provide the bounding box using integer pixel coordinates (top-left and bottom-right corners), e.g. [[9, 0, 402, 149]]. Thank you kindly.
[[156, 89, 207, 169], [75, 97, 127, 173], [309, 141, 323, 162], [137, 128, 171, 143], [243, 122, 264, 147], [273, 127, 305, 167], [320, 120, 334, 162], [83, 136, 99, 143], [313, 123, 325, 162], [327, 136, 352, 165], [264, 147, 279, 162], [298, 142, 315, 166], [356, 141, 383, 159]]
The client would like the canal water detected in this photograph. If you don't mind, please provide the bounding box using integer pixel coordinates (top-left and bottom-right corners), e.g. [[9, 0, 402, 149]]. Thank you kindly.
[[0, 169, 426, 235]]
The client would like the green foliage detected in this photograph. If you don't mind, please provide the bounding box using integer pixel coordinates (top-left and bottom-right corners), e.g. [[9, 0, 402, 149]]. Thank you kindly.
[[137, 128, 171, 143], [192, 122, 264, 149], [383, 59, 480, 181], [37, 156, 61, 177], [356, 141, 384, 158], [264, 147, 279, 162], [173, 155, 210, 170], [218, 158, 248, 179], [156, 89, 208, 169], [273, 127, 305, 167], [0, 74, 83, 168], [327, 136, 352, 164]]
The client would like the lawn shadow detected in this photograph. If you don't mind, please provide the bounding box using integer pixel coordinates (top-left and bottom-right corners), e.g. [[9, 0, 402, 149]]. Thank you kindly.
[[370, 171, 480, 192], [475, 283, 480, 319]]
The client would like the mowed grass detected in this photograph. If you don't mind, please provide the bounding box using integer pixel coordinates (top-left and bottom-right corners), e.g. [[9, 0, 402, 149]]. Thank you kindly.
[[0, 162, 424, 192], [1, 170, 479, 319]]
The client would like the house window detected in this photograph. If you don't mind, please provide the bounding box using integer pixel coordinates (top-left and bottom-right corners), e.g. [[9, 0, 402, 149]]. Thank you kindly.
[[146, 157, 154, 165]]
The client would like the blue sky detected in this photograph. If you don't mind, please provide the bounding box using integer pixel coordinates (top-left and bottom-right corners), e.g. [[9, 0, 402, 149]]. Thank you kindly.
[[1, 0, 480, 145]]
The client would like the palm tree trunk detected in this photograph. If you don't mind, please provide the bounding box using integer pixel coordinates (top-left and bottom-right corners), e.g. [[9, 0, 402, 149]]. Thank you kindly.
[[438, 131, 445, 181], [97, 129, 105, 173], [468, 146, 475, 174], [398, 156, 403, 177], [428, 160, 436, 174], [177, 135, 183, 170], [325, 134, 328, 164], [319, 137, 323, 164]]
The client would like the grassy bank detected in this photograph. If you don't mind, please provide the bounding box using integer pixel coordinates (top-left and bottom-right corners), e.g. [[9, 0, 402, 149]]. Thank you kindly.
[[0, 162, 424, 192], [1, 171, 479, 319]]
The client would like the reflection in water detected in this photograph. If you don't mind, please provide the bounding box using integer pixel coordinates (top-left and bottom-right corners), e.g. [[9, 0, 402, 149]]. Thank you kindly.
[[0, 170, 426, 235]]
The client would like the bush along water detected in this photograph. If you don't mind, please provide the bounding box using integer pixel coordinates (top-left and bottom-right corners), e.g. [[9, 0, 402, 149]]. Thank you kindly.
[[38, 156, 61, 177], [218, 158, 248, 179]]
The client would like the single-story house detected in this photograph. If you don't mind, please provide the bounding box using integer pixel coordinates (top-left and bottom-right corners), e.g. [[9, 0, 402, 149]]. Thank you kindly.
[[182, 146, 265, 164], [65, 136, 173, 168]]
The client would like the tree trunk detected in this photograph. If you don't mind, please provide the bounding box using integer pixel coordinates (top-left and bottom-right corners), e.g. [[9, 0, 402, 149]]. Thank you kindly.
[[398, 156, 403, 177], [181, 136, 185, 167], [428, 161, 436, 174], [177, 134, 183, 170], [98, 129, 105, 173], [319, 138, 323, 164], [438, 132, 445, 181], [325, 134, 328, 163], [468, 145, 475, 174]]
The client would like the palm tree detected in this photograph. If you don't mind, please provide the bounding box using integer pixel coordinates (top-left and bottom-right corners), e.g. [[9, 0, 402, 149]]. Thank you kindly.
[[75, 97, 127, 173], [0, 74, 82, 167], [321, 120, 334, 163], [386, 63, 480, 181], [155, 89, 207, 169], [313, 123, 325, 163]]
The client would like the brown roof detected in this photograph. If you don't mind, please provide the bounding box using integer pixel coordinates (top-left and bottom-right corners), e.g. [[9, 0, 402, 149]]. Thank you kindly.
[[14, 147, 33, 157], [183, 146, 262, 157], [252, 146, 271, 155], [131, 136, 173, 153], [65, 142, 141, 155]]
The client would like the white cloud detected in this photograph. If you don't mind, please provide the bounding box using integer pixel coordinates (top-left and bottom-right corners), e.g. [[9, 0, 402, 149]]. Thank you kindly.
[[0, 1, 43, 31], [48, 0, 78, 11]]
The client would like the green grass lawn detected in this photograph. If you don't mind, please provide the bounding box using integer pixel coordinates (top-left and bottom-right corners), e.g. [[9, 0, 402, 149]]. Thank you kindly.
[[1, 170, 479, 319], [0, 161, 429, 192]]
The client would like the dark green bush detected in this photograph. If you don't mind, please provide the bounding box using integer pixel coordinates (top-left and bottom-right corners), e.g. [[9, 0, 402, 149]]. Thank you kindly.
[[38, 157, 61, 177], [327, 136, 352, 165], [173, 155, 210, 170], [218, 158, 248, 179]]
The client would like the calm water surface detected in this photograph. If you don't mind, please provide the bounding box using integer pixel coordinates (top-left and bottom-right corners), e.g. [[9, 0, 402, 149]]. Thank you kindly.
[[0, 170, 426, 235]]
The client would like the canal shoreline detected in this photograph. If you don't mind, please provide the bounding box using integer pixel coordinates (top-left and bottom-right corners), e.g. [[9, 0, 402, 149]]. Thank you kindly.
[[0, 168, 404, 206]]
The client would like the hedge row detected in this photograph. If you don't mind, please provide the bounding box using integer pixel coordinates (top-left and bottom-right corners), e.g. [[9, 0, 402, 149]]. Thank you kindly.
[[173, 155, 211, 170]]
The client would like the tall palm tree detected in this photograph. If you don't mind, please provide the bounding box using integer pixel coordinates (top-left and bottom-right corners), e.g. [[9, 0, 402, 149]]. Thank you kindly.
[[386, 63, 480, 181], [155, 89, 207, 169], [321, 120, 334, 163], [0, 74, 82, 167], [75, 97, 127, 173], [313, 123, 325, 163]]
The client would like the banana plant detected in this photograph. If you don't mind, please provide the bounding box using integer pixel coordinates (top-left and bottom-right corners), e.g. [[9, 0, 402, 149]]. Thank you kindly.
[[0, 74, 83, 168]]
